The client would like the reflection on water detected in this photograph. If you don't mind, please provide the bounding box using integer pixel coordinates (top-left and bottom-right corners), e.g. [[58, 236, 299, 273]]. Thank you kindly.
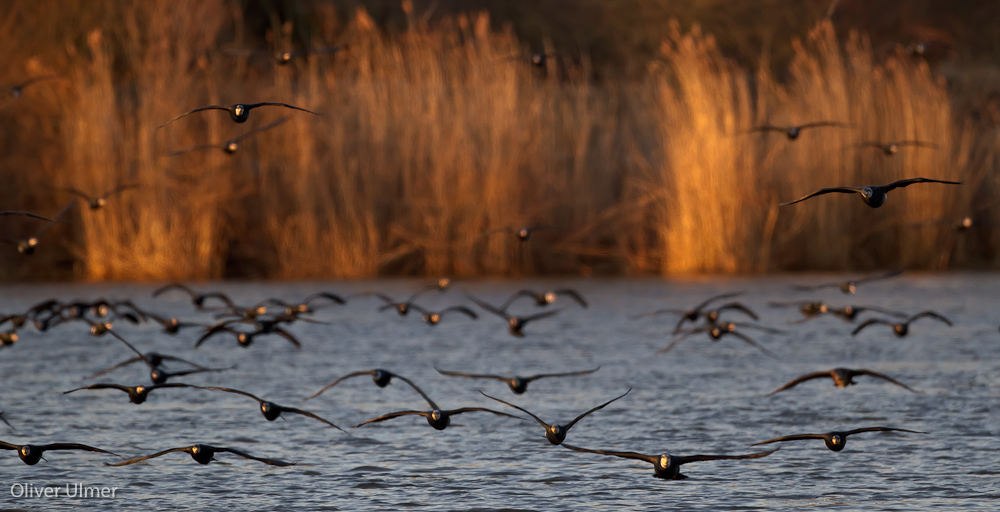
[[1, 275, 998, 510]]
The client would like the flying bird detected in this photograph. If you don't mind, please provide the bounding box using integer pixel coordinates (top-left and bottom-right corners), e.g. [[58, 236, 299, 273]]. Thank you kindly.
[[1, 441, 116, 465], [62, 383, 197, 405], [168, 117, 288, 156], [5, 75, 61, 99], [483, 225, 564, 242], [0, 211, 59, 222], [58, 184, 137, 210], [1, 201, 74, 255], [659, 322, 781, 358], [193, 386, 345, 432], [151, 283, 235, 310], [158, 102, 319, 127], [410, 305, 478, 325], [106, 444, 293, 466], [793, 270, 902, 294], [466, 294, 562, 337], [853, 140, 937, 156], [225, 46, 343, 64], [851, 311, 953, 338], [631, 291, 744, 331], [352, 381, 520, 431], [561, 443, 778, 480], [305, 369, 429, 401], [436, 366, 600, 394], [751, 121, 846, 140], [767, 368, 918, 395], [501, 289, 588, 309], [194, 325, 301, 349], [481, 389, 629, 445], [750, 427, 925, 451], [780, 178, 962, 208]]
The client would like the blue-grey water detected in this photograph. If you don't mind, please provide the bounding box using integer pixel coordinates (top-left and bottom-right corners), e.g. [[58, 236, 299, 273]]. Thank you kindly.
[[1, 275, 997, 510]]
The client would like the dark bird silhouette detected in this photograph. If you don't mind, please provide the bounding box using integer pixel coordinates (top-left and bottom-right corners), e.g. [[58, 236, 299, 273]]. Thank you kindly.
[[632, 291, 743, 327], [1, 201, 74, 255], [501, 289, 588, 309], [561, 443, 778, 480], [793, 270, 902, 294], [436, 366, 600, 394], [353, 402, 520, 431], [854, 140, 937, 156], [1, 441, 116, 465], [168, 118, 288, 155], [146, 312, 204, 335], [851, 311, 953, 337], [750, 427, 925, 452], [659, 321, 781, 358], [481, 389, 629, 445], [106, 444, 293, 466], [89, 327, 228, 384], [62, 383, 197, 404], [751, 121, 846, 140], [466, 294, 561, 337], [0, 211, 59, 222], [225, 46, 343, 64], [158, 102, 319, 127], [58, 184, 137, 210], [193, 387, 344, 432], [194, 325, 301, 349], [5, 75, 61, 99], [830, 305, 908, 322], [484, 225, 564, 242], [368, 289, 439, 316], [768, 368, 917, 395], [780, 178, 962, 208], [152, 283, 235, 310], [410, 305, 478, 325], [306, 369, 429, 401]]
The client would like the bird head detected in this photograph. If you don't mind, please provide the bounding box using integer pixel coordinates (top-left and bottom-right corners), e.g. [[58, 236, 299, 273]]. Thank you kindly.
[[430, 410, 443, 422], [91, 197, 106, 209], [278, 52, 293, 63], [885, 143, 899, 155], [427, 313, 440, 324], [787, 126, 800, 139], [225, 141, 239, 153], [658, 454, 671, 469], [543, 292, 557, 304], [531, 54, 545, 66], [517, 228, 530, 240], [11, 87, 23, 98], [372, 369, 391, 387], [237, 333, 252, 346]]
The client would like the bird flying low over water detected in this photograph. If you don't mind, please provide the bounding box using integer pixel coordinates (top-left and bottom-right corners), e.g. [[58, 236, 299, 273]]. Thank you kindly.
[[192, 386, 345, 432], [352, 380, 521, 431], [151, 283, 235, 310], [63, 383, 197, 405], [780, 178, 962, 208], [466, 294, 562, 337], [659, 321, 781, 359], [168, 117, 288, 156], [481, 389, 629, 445], [305, 369, 429, 401], [158, 102, 319, 127], [851, 311, 953, 338], [561, 443, 778, 480], [750, 427, 925, 452], [632, 292, 743, 328], [435, 366, 600, 394], [767, 368, 918, 395], [501, 289, 588, 309], [1, 441, 117, 465], [750, 121, 846, 140], [410, 305, 478, 325], [793, 270, 902, 294], [106, 444, 293, 466]]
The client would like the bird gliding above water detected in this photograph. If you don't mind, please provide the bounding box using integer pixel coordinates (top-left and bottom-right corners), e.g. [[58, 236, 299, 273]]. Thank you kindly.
[[767, 368, 918, 395], [436, 366, 601, 394], [106, 444, 293, 466], [561, 443, 778, 480], [750, 427, 925, 452], [481, 389, 629, 445]]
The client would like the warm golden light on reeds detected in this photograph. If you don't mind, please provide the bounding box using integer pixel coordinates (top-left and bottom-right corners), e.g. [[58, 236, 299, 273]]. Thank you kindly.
[[0, 2, 996, 280]]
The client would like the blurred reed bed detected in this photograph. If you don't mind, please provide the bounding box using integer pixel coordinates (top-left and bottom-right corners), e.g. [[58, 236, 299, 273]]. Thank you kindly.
[[0, 1, 997, 281]]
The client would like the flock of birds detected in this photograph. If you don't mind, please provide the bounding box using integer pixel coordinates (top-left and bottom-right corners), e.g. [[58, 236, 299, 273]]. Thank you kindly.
[[0, 39, 987, 491], [2, 267, 972, 479]]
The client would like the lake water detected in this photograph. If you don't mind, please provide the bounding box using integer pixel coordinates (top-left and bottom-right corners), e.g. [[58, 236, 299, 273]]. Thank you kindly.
[[1, 275, 998, 510]]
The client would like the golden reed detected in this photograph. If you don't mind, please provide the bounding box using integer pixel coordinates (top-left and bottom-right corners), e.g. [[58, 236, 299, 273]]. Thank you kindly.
[[0, 2, 996, 280]]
